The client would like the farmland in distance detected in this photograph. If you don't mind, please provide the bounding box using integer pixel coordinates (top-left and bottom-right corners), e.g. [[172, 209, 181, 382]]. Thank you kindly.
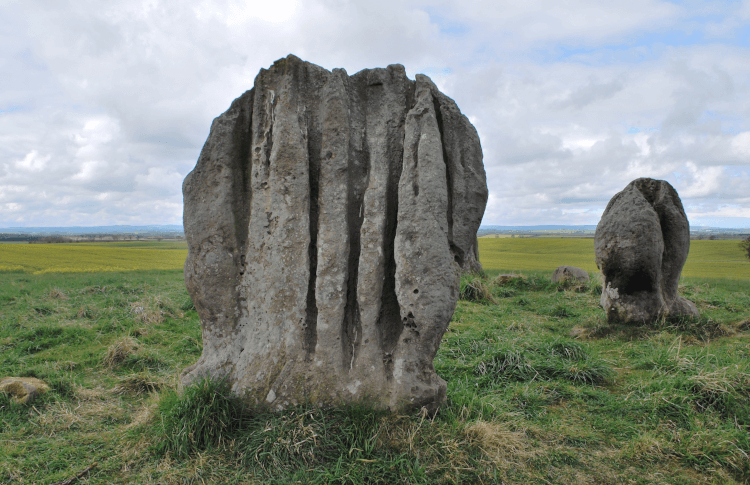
[[2, 239, 746, 279]]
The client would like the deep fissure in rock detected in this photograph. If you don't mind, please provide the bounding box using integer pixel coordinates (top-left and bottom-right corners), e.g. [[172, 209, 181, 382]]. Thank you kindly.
[[302, 69, 322, 360], [341, 107, 367, 372], [410, 110, 421, 198], [379, 119, 407, 377], [303, 96, 322, 359], [430, 95, 460, 267], [232, 91, 255, 274]]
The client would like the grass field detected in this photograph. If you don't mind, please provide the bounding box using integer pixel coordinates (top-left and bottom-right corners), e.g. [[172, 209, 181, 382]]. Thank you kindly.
[[1, 241, 749, 484], [478, 238, 749, 279]]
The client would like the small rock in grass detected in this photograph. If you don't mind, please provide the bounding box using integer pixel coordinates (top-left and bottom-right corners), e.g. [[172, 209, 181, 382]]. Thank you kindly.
[[551, 265, 589, 283], [495, 274, 523, 285], [0, 377, 50, 404]]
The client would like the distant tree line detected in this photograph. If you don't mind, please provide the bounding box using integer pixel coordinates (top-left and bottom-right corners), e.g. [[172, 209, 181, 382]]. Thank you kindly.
[[741, 235, 750, 261], [30, 236, 74, 243], [17, 234, 185, 243]]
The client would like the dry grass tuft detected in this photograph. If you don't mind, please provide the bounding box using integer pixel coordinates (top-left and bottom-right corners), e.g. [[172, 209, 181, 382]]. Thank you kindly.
[[113, 374, 167, 395], [48, 360, 78, 371], [569, 326, 591, 339], [507, 320, 529, 333], [460, 276, 496, 304], [48, 287, 68, 299], [130, 295, 181, 324], [376, 413, 480, 481], [76, 386, 108, 401], [102, 337, 139, 368], [34, 401, 87, 434], [130, 302, 163, 324], [36, 389, 122, 434], [465, 420, 536, 469], [621, 433, 675, 464], [688, 366, 750, 407], [125, 401, 159, 430], [76, 305, 94, 319]]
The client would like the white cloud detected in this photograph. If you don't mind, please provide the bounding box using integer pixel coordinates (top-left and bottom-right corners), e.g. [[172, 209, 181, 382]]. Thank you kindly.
[[0, 0, 748, 228], [15, 150, 50, 172]]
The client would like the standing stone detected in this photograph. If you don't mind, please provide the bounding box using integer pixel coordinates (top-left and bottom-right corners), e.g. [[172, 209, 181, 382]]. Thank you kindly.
[[595, 178, 698, 324], [181, 55, 488, 412]]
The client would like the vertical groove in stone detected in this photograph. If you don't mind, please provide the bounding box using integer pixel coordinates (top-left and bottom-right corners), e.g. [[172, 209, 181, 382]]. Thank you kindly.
[[233, 89, 255, 278], [377, 166, 402, 377], [431, 95, 460, 265], [409, 117, 420, 198], [304, 123, 320, 359], [377, 88, 410, 374], [301, 63, 325, 360], [342, 125, 367, 371]]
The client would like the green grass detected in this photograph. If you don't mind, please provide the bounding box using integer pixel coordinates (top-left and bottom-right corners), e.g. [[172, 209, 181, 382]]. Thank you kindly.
[[1, 242, 749, 483], [478, 238, 750, 279]]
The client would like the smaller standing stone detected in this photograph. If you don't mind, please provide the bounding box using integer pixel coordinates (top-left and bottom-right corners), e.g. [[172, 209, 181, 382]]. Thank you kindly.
[[551, 266, 590, 284], [595, 178, 698, 324]]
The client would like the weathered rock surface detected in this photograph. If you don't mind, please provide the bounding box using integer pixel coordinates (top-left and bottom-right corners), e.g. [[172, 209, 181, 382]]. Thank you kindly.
[[182, 55, 488, 412], [551, 265, 590, 284], [0, 377, 49, 404], [595, 178, 698, 324]]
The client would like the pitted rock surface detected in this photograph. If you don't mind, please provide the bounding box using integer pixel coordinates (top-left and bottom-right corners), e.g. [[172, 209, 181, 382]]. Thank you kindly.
[[595, 178, 698, 324], [181, 55, 487, 412]]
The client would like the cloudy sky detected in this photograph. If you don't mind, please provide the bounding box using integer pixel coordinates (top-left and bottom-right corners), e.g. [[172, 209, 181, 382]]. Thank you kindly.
[[2, 0, 749, 228]]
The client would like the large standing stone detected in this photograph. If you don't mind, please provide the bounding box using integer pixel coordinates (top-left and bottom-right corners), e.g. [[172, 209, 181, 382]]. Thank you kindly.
[[595, 178, 698, 324], [181, 55, 488, 412]]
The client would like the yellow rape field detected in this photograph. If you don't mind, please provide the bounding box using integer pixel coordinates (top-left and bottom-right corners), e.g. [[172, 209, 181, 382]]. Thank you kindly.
[[0, 241, 188, 274], [478, 238, 750, 279]]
